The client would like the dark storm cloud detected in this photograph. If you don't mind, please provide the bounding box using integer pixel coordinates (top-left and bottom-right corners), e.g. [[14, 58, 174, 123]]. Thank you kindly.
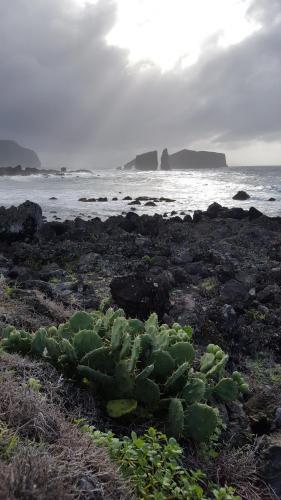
[[0, 0, 280, 167]]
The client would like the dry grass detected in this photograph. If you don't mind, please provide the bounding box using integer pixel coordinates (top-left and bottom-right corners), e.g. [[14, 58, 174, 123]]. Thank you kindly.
[[0, 353, 132, 500], [185, 441, 276, 500]]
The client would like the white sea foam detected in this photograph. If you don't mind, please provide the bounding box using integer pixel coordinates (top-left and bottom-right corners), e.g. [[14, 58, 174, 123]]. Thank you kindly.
[[0, 166, 281, 221]]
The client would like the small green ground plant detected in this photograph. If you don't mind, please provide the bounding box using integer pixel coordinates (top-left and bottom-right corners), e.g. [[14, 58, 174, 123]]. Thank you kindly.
[[1, 308, 248, 443], [80, 425, 239, 500]]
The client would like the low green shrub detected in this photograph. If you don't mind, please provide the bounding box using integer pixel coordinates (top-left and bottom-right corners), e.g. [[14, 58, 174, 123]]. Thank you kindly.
[[1, 308, 248, 442], [81, 425, 239, 500]]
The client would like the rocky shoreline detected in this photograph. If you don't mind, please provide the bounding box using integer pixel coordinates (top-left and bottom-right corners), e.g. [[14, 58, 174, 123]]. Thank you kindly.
[[1, 200, 281, 495], [1, 200, 281, 352]]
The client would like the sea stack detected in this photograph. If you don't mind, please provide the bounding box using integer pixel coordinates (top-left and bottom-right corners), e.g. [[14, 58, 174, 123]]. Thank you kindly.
[[160, 148, 171, 170]]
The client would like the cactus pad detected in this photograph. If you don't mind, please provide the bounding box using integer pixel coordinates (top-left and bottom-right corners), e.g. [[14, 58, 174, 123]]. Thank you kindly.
[[73, 330, 102, 359], [150, 350, 175, 378], [168, 342, 195, 366], [106, 399, 137, 418], [184, 403, 218, 442], [168, 398, 184, 439], [182, 378, 206, 404], [135, 378, 160, 406], [69, 311, 93, 333]]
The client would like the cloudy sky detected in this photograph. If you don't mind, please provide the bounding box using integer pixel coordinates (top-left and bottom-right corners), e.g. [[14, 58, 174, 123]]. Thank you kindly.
[[0, 0, 281, 168]]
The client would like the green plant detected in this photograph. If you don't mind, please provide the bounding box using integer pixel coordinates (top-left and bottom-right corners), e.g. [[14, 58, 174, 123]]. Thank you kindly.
[[245, 309, 266, 322], [1, 309, 248, 443], [27, 377, 42, 392], [0, 422, 19, 460], [80, 425, 239, 500]]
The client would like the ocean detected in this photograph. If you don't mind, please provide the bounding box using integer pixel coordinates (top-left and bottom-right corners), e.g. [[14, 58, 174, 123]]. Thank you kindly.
[[1, 166, 281, 221]]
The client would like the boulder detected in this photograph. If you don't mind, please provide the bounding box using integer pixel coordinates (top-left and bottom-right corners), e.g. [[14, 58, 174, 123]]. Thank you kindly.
[[110, 274, 170, 319], [232, 190, 250, 200], [0, 140, 41, 168], [248, 206, 263, 219], [0, 201, 43, 239], [220, 279, 249, 306]]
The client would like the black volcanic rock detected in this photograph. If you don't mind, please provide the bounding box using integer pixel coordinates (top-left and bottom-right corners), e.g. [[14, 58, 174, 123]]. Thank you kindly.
[[169, 149, 227, 169], [135, 151, 158, 171], [160, 148, 171, 170], [110, 274, 170, 319], [232, 191, 250, 200], [0, 140, 41, 168], [0, 200, 43, 239]]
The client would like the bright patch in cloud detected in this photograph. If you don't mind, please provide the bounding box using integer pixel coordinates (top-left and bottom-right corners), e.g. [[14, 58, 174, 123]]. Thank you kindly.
[[107, 0, 261, 70]]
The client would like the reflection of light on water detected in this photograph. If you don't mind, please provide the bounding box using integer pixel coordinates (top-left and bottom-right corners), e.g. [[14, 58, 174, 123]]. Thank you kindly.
[[1, 167, 281, 220]]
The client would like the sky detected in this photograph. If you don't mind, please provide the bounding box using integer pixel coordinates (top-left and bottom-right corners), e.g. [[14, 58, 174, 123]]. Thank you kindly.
[[0, 0, 281, 168]]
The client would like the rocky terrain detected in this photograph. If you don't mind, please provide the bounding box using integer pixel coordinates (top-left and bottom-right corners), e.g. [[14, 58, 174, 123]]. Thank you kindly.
[[1, 200, 281, 497]]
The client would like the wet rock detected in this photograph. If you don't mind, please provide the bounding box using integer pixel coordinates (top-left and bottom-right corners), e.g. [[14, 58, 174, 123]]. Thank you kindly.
[[268, 197, 276, 201], [123, 196, 132, 200], [144, 201, 157, 207], [0, 201, 42, 240], [110, 274, 171, 319], [128, 200, 141, 205], [232, 190, 250, 200], [159, 197, 175, 202]]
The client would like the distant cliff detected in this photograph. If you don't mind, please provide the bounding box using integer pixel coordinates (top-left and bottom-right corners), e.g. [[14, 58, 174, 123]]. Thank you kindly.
[[122, 148, 227, 171], [168, 149, 227, 169], [0, 140, 41, 168], [124, 151, 158, 171]]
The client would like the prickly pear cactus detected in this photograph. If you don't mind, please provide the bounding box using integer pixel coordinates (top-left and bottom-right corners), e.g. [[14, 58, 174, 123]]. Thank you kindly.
[[214, 378, 238, 402], [1, 308, 248, 443], [69, 311, 93, 333], [31, 328, 47, 356], [168, 398, 184, 439], [150, 350, 174, 378], [184, 403, 218, 442], [168, 342, 195, 366], [182, 378, 206, 404], [73, 330, 102, 359], [106, 399, 137, 418], [135, 378, 160, 406]]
